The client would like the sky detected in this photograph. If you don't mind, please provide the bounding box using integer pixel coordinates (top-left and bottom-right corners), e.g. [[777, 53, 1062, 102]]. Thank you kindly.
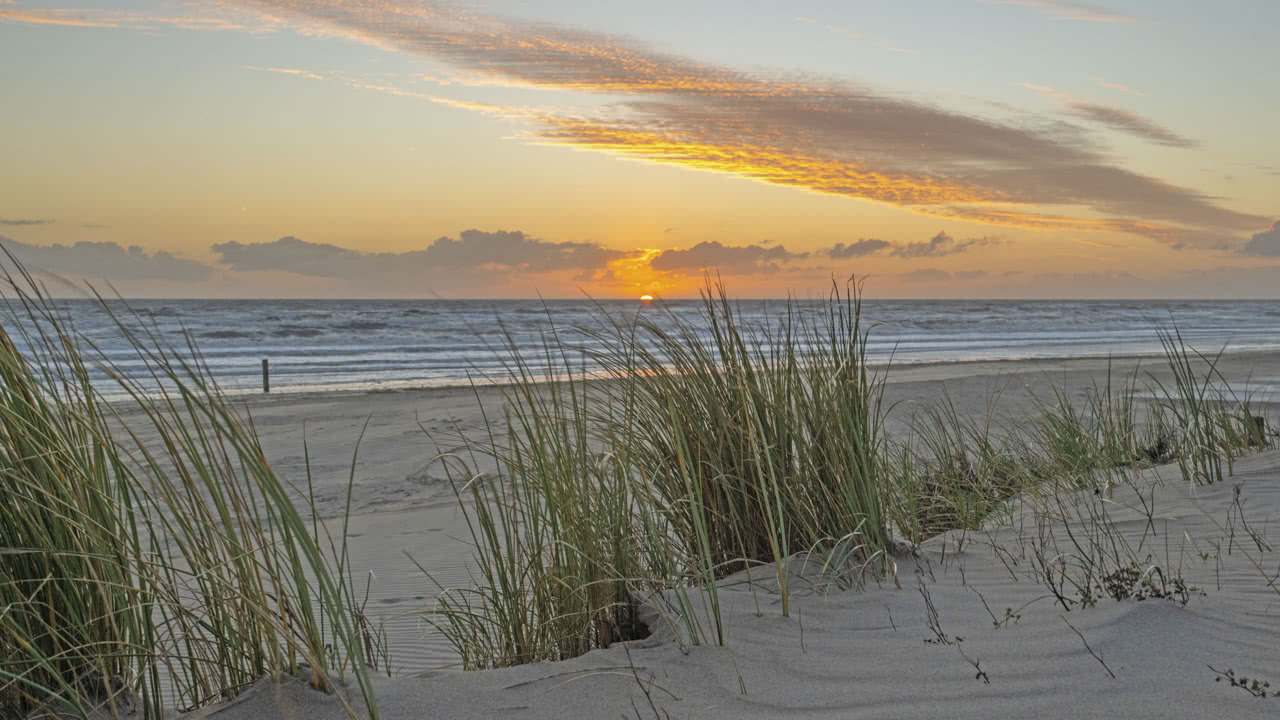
[[1, 0, 1278, 299]]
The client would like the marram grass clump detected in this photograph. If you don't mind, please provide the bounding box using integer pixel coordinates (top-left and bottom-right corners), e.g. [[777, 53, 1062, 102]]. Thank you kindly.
[[0, 258, 379, 719], [426, 279, 899, 666], [608, 281, 891, 581]]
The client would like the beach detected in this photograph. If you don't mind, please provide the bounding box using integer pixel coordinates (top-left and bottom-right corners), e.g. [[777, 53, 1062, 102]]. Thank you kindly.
[[7, 287, 1280, 719], [8, 0, 1279, 715], [112, 350, 1277, 704], [172, 350, 1280, 719]]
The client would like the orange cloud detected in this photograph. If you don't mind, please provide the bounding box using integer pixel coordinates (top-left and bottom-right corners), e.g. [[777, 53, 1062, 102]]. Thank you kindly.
[[921, 206, 1160, 233], [233, 0, 1271, 246], [0, 7, 280, 33], [596, 249, 674, 295], [0, 9, 118, 28], [1069, 237, 1121, 249], [533, 118, 1004, 206]]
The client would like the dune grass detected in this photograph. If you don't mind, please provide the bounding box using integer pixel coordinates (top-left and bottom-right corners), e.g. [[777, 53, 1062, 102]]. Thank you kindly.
[[601, 281, 890, 608], [421, 300, 752, 668], [424, 280, 890, 665], [422, 333, 653, 669], [427, 282, 1275, 670], [0, 260, 379, 719], [1151, 326, 1268, 485], [887, 396, 1029, 543]]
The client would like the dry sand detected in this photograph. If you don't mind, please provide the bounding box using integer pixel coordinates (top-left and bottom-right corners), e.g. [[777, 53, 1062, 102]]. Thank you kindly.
[[172, 353, 1280, 718]]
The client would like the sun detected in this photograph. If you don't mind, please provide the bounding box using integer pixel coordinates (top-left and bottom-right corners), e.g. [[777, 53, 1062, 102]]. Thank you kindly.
[[640, 294, 654, 302]]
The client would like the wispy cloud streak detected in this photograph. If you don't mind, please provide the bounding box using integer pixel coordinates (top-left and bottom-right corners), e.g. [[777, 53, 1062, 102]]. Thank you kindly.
[[1095, 77, 1143, 95], [231, 0, 1267, 246], [0, 7, 280, 32], [1067, 103, 1194, 148], [246, 66, 325, 80], [982, 1, 1138, 23], [0, 8, 117, 27], [1022, 83, 1195, 148]]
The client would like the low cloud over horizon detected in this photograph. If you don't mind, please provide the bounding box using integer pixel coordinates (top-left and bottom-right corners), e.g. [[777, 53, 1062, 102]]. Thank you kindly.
[[213, 230, 633, 282], [648, 241, 809, 275], [4, 225, 1280, 298], [1240, 222, 1280, 257], [0, 235, 213, 283], [825, 232, 1001, 260]]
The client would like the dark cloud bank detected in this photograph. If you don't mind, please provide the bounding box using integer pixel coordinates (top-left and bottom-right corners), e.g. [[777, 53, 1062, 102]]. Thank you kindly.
[[1240, 222, 1280, 257], [0, 235, 212, 282], [824, 232, 997, 260], [6, 222, 1280, 297], [212, 230, 631, 281], [648, 241, 807, 274]]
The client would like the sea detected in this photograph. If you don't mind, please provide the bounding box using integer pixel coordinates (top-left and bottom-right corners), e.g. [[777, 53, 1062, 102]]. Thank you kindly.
[[10, 298, 1280, 397]]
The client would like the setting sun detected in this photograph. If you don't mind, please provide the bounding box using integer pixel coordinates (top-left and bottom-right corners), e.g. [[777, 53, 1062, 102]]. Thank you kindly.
[[640, 294, 654, 301]]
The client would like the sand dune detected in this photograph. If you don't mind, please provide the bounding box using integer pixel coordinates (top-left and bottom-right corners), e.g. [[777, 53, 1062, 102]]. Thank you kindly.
[[192, 446, 1280, 719], [171, 353, 1280, 718]]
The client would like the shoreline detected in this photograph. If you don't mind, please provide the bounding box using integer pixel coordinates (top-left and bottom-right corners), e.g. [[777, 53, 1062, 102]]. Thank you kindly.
[[204, 345, 1280, 411]]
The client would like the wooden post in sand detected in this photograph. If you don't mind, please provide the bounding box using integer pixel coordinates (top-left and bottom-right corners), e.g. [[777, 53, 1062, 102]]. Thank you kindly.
[[262, 358, 270, 393]]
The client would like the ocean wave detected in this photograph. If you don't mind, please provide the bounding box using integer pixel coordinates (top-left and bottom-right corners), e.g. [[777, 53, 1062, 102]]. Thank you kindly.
[[273, 324, 327, 338], [334, 321, 390, 331], [138, 306, 180, 318]]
